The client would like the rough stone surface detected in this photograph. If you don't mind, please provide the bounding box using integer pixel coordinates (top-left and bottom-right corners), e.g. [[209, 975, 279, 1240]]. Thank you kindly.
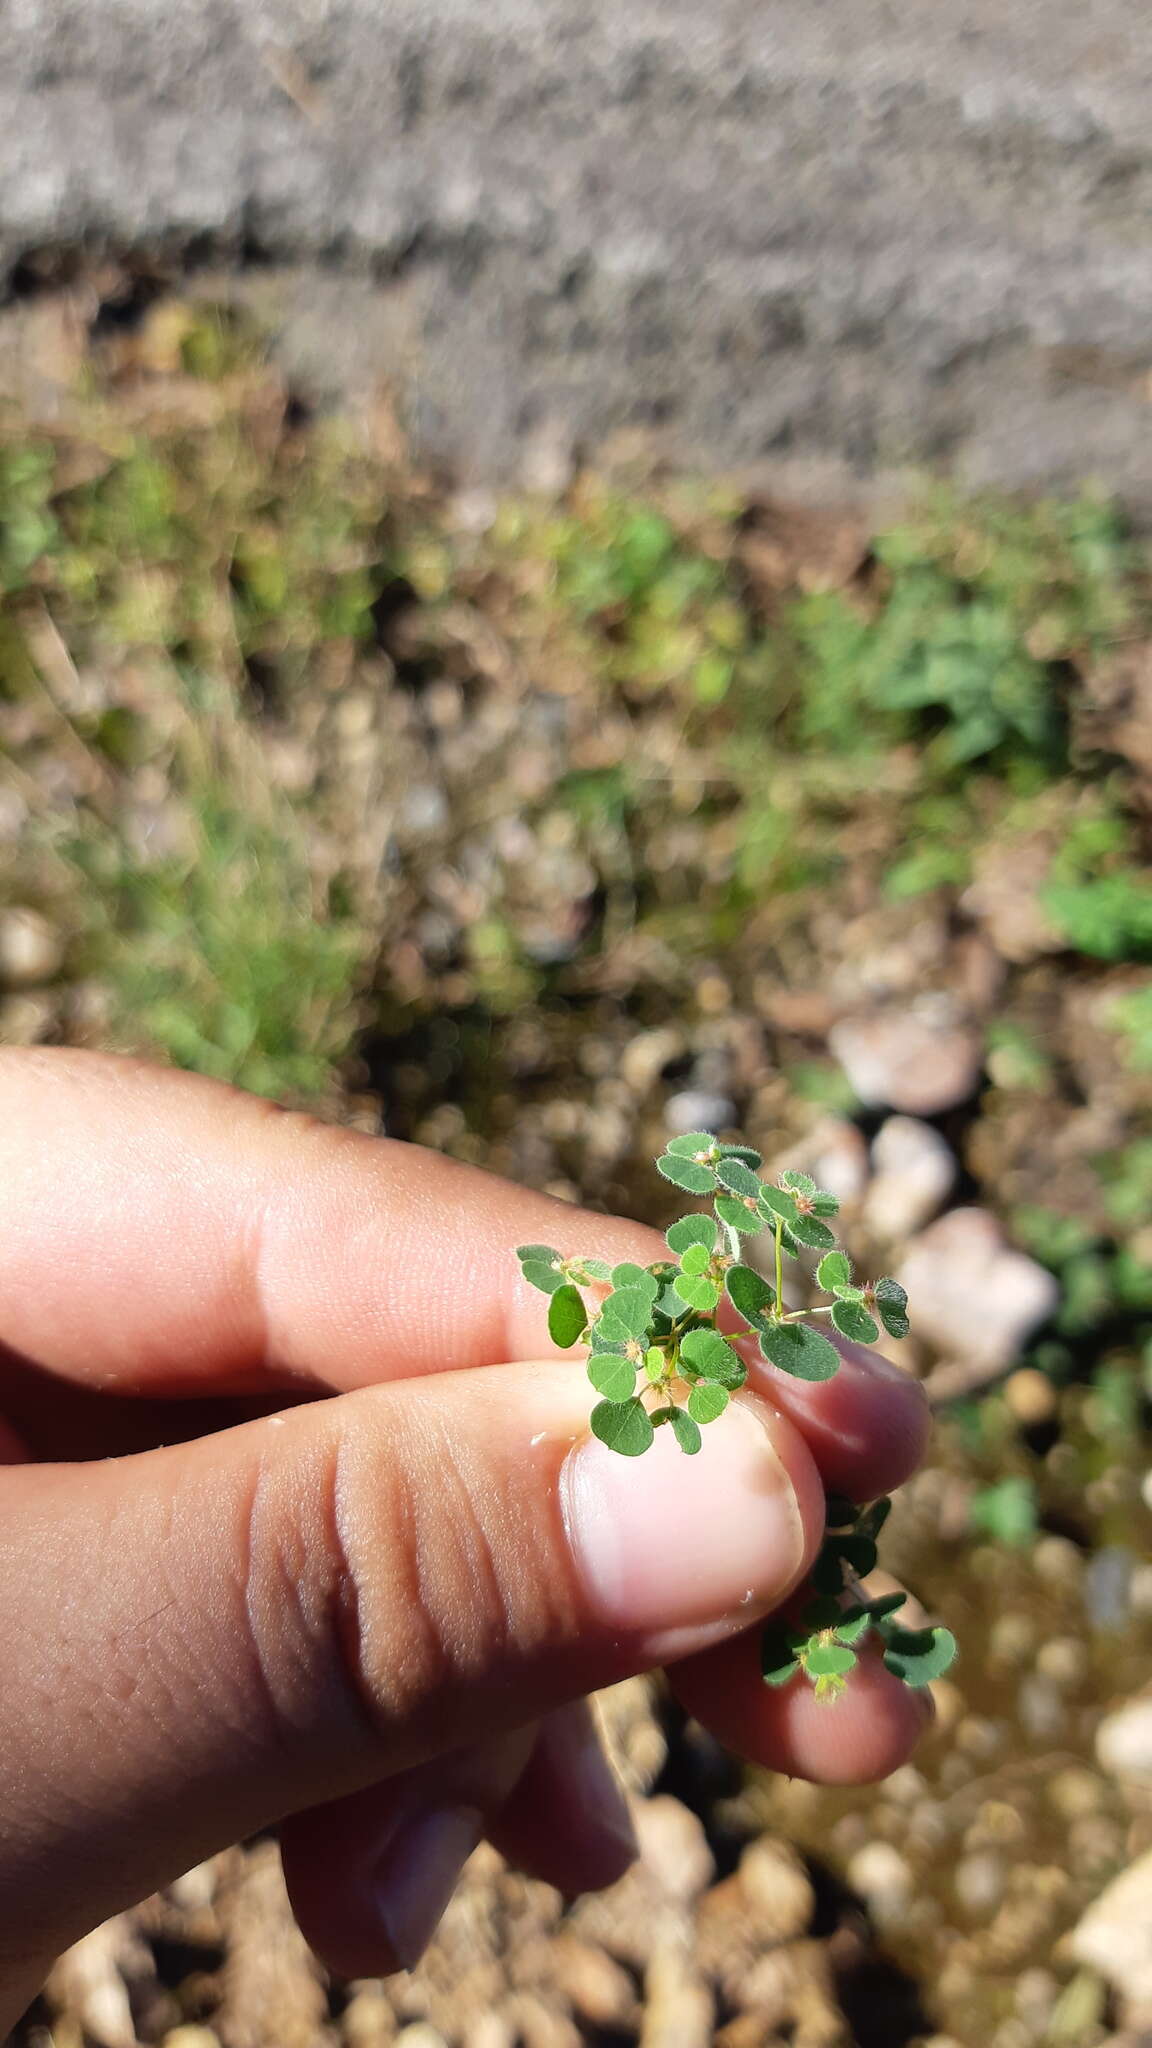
[[4, 0, 1152, 496], [864, 1115, 957, 1242], [1097, 1696, 1152, 1786], [897, 1206, 1060, 1379], [1072, 1851, 1152, 2006], [829, 1007, 983, 1116]]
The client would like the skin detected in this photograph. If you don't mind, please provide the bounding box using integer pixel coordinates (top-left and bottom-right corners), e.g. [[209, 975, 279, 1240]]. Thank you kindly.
[[0, 1050, 932, 2026]]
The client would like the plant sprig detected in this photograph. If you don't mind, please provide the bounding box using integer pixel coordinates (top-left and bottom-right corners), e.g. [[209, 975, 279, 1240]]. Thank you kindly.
[[516, 1131, 956, 1702]]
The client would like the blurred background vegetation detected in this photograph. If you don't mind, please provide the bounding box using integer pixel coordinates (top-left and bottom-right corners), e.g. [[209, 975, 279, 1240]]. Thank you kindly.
[[6, 288, 1152, 2048]]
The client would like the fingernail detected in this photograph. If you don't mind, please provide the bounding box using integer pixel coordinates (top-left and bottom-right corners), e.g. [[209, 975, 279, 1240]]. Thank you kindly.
[[375, 1805, 483, 1971], [562, 1398, 807, 1642]]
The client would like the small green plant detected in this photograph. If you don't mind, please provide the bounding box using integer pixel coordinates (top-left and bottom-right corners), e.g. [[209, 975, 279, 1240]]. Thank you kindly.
[[517, 1132, 956, 1702]]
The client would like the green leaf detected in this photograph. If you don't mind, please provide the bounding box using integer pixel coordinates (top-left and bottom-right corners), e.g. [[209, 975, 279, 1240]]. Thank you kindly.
[[588, 1351, 637, 1401], [834, 1532, 879, 1577], [757, 1184, 799, 1223], [874, 1276, 910, 1340], [597, 1286, 656, 1342], [779, 1169, 817, 1196], [823, 1493, 859, 1528], [788, 1213, 837, 1251], [687, 1381, 729, 1425], [800, 1594, 845, 1633], [805, 1643, 857, 1679], [761, 1621, 802, 1687], [666, 1131, 721, 1159], [666, 1214, 718, 1257], [718, 1145, 763, 1169], [810, 1188, 841, 1217], [657, 1154, 718, 1194], [567, 1256, 612, 1283], [672, 1271, 720, 1313], [548, 1284, 588, 1348], [817, 1250, 852, 1292], [516, 1245, 565, 1295], [866, 1590, 907, 1621], [645, 1346, 666, 1384], [590, 1398, 655, 1457], [833, 1609, 874, 1646], [716, 1157, 763, 1200], [881, 1624, 957, 1688], [831, 1299, 881, 1345], [812, 1547, 849, 1595], [858, 1498, 892, 1541], [678, 1243, 713, 1276], [611, 1263, 659, 1296], [680, 1328, 747, 1388], [714, 1194, 763, 1235], [726, 1264, 776, 1327], [669, 1408, 703, 1456], [758, 1322, 841, 1381]]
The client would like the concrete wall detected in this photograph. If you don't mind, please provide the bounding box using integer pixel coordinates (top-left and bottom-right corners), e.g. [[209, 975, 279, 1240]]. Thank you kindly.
[[4, 0, 1152, 496]]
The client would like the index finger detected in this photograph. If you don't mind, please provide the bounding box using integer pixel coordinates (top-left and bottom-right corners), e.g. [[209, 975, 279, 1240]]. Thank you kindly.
[[0, 1051, 929, 1500]]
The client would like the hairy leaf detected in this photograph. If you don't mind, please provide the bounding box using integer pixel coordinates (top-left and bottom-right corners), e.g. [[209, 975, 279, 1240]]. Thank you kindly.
[[757, 1184, 799, 1223], [598, 1285, 656, 1342], [716, 1157, 762, 1200], [590, 1398, 655, 1457], [588, 1350, 638, 1402], [761, 1621, 802, 1687], [881, 1624, 957, 1688], [680, 1328, 747, 1388], [874, 1276, 911, 1340], [725, 1263, 776, 1328], [788, 1212, 838, 1251], [816, 1250, 852, 1292], [832, 1299, 881, 1345], [657, 1154, 717, 1195], [665, 1213, 718, 1257], [548, 1283, 588, 1348], [672, 1271, 720, 1313], [678, 1243, 713, 1277], [669, 1407, 703, 1456], [687, 1381, 729, 1425], [516, 1245, 565, 1295], [714, 1194, 763, 1234], [805, 1642, 857, 1679], [665, 1131, 722, 1159], [758, 1322, 841, 1381], [611, 1262, 660, 1296]]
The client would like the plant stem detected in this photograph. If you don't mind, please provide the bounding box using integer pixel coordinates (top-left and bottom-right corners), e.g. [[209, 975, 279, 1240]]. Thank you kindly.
[[774, 1215, 783, 1310]]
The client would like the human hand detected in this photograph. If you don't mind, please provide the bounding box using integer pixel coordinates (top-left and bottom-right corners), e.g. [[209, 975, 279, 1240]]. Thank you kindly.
[[0, 1051, 932, 2026]]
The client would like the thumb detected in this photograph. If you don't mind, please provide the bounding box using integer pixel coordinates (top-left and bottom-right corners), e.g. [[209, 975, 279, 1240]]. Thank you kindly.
[[0, 1361, 821, 1973]]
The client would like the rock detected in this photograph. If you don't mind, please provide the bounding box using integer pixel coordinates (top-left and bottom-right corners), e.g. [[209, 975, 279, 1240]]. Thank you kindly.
[[640, 1936, 713, 2048], [962, 838, 1064, 964], [899, 1209, 1059, 1380], [619, 1027, 686, 1098], [342, 1993, 397, 2048], [45, 1918, 154, 2048], [864, 1116, 957, 1241], [632, 1797, 715, 1904], [828, 1005, 982, 1115], [954, 1851, 1007, 1917], [1097, 1697, 1152, 1785], [737, 1838, 814, 1940], [1017, 1673, 1066, 1741], [163, 2033, 221, 2048], [1088, 1547, 1137, 1630], [664, 1091, 736, 1139], [1003, 1367, 1058, 1426], [846, 1843, 913, 1927], [1072, 1851, 1152, 2004], [0, 905, 63, 987], [550, 1940, 638, 2029]]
